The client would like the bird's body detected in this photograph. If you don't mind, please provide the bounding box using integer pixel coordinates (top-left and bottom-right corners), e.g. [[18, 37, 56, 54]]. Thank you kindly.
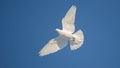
[[56, 28, 73, 40], [39, 5, 84, 56]]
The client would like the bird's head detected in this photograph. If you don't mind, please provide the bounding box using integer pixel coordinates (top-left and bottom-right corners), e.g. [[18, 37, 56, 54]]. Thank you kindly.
[[56, 28, 62, 34]]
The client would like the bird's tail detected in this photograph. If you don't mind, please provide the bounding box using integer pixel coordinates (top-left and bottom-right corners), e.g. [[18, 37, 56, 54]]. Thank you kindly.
[[70, 29, 84, 50]]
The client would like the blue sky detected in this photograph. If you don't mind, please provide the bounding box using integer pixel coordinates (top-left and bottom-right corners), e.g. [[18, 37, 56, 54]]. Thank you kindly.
[[0, 0, 120, 68]]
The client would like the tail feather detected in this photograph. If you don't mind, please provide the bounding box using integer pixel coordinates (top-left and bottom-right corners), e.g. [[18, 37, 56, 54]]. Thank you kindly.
[[70, 29, 84, 50]]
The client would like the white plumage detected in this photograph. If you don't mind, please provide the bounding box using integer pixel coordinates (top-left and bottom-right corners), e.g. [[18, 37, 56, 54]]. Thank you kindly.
[[62, 5, 76, 33], [39, 5, 84, 56]]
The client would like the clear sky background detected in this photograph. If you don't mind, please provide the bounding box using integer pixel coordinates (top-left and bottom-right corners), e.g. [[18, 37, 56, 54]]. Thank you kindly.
[[0, 0, 120, 68]]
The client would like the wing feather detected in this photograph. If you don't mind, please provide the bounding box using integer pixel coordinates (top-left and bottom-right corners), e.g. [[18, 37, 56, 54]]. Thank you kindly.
[[62, 5, 76, 33], [39, 35, 68, 56]]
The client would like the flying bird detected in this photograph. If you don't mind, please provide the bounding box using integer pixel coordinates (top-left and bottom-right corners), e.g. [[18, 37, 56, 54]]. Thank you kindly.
[[39, 5, 84, 56]]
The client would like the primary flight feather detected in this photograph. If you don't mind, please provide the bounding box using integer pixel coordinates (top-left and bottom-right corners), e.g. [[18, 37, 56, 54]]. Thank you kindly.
[[39, 5, 84, 56]]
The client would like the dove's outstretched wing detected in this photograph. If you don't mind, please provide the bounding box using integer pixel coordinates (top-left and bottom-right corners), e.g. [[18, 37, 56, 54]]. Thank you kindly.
[[70, 30, 84, 50], [39, 35, 68, 56], [62, 5, 76, 33]]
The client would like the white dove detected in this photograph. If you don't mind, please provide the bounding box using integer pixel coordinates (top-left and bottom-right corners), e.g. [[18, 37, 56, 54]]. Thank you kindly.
[[39, 5, 84, 56]]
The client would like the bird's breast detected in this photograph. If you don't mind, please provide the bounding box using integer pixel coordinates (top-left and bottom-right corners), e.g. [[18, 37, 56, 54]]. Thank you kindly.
[[61, 30, 73, 39]]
